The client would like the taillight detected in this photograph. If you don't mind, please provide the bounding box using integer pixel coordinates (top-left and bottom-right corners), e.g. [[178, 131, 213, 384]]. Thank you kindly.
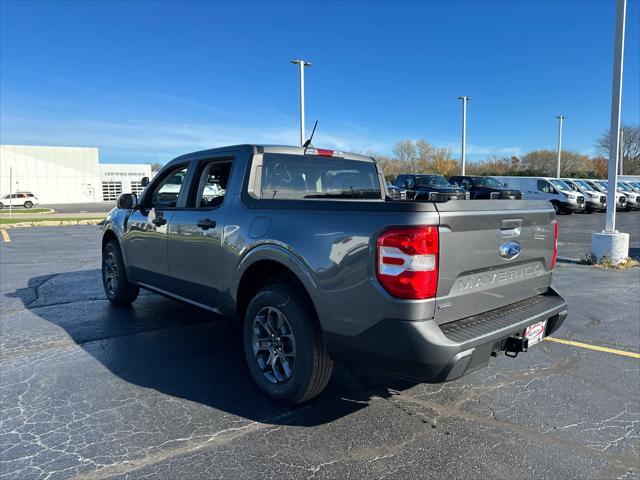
[[376, 226, 439, 299], [551, 219, 558, 269]]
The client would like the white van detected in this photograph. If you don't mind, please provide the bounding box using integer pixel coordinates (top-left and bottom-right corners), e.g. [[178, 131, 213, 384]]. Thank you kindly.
[[562, 178, 606, 213], [492, 177, 585, 214]]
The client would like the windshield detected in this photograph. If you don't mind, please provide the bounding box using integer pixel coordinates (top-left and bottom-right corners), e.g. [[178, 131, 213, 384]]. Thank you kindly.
[[574, 180, 594, 191], [415, 175, 450, 187], [259, 154, 381, 200], [617, 182, 631, 192], [550, 179, 572, 191], [472, 177, 503, 188]]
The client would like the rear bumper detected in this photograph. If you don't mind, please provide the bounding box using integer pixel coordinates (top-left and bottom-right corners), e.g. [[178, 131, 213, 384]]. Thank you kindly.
[[326, 287, 567, 383]]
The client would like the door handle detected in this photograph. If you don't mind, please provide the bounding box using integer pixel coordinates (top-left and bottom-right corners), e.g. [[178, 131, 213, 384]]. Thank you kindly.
[[197, 218, 216, 230], [152, 215, 166, 227]]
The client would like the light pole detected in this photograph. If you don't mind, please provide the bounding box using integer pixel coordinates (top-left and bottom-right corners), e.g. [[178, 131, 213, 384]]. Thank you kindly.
[[8, 167, 12, 219], [290, 59, 312, 146], [605, 0, 626, 234], [458, 96, 470, 175], [592, 0, 628, 265], [619, 128, 624, 175], [555, 115, 564, 178]]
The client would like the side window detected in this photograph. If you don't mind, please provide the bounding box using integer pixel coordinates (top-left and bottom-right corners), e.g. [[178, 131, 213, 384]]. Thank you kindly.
[[193, 161, 232, 208], [149, 166, 189, 208], [537, 180, 551, 193], [460, 178, 472, 189]]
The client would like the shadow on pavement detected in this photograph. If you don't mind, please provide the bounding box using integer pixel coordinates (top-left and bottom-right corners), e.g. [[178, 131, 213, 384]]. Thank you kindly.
[[7, 270, 415, 427]]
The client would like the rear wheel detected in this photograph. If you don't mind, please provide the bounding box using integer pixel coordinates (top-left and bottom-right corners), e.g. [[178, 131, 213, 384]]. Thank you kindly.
[[243, 283, 333, 404], [0, 203, 4, 209], [24, 201, 33, 208], [102, 240, 140, 306]]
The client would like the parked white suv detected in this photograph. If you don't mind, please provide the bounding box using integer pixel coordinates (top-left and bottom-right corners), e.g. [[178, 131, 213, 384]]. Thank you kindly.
[[0, 192, 40, 209]]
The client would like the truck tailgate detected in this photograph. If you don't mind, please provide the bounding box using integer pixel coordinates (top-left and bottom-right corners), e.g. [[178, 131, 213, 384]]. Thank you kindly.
[[434, 200, 556, 325]]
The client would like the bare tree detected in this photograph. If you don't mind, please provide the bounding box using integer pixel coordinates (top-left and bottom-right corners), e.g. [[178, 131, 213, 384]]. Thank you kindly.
[[466, 156, 513, 175], [519, 150, 588, 177], [595, 124, 640, 174], [392, 140, 419, 173], [589, 157, 609, 179]]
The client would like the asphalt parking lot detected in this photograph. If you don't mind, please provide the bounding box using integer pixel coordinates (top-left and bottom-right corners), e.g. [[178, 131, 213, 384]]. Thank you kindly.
[[1, 212, 639, 480]]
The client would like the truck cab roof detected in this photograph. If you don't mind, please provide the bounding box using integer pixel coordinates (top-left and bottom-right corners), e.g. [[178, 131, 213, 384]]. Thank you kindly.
[[166, 145, 375, 167]]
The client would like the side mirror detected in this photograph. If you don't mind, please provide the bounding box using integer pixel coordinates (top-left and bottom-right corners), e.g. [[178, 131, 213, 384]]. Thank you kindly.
[[117, 193, 138, 209], [141, 176, 150, 187]]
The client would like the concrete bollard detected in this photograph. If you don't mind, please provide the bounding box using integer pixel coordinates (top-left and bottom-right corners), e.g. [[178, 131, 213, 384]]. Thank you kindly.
[[591, 231, 630, 265]]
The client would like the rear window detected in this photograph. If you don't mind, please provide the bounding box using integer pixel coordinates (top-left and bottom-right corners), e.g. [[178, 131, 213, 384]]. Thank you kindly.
[[257, 154, 382, 200], [415, 175, 449, 187]]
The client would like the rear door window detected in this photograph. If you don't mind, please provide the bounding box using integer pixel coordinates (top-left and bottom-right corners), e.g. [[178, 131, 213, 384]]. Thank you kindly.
[[190, 160, 232, 208], [258, 154, 382, 200]]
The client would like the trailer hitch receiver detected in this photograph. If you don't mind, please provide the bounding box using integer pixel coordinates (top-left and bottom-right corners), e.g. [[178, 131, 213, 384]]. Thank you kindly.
[[504, 335, 529, 358]]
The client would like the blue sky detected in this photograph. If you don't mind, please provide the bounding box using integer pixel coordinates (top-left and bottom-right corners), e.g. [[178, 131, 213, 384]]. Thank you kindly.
[[1, 0, 639, 165]]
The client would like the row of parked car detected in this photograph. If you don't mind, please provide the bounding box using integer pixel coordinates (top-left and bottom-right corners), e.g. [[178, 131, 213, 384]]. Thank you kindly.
[[386, 174, 640, 214]]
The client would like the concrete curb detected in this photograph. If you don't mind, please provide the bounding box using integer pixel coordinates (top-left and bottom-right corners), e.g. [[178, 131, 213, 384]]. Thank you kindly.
[[0, 208, 56, 216], [2, 219, 103, 228]]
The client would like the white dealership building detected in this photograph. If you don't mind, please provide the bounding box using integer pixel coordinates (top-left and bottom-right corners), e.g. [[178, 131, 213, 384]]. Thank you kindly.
[[0, 145, 152, 204]]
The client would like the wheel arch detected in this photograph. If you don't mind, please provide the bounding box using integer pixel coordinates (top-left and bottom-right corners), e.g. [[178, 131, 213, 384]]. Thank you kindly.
[[102, 228, 119, 250], [233, 246, 320, 328]]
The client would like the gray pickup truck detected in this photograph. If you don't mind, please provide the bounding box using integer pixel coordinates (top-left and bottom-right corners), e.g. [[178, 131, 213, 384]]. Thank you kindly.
[[101, 145, 567, 404]]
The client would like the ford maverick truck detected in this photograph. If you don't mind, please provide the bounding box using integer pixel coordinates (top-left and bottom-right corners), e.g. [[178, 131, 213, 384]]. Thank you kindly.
[[101, 145, 567, 404]]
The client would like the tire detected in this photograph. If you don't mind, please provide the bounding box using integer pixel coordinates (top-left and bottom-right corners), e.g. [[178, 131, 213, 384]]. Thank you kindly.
[[102, 240, 140, 306], [243, 283, 333, 404], [24, 201, 33, 208], [0, 203, 4, 209], [551, 201, 560, 214]]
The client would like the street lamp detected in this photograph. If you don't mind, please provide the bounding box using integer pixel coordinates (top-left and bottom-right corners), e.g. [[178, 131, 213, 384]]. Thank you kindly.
[[592, 0, 628, 265], [555, 115, 564, 178], [290, 59, 312, 146], [458, 96, 470, 175]]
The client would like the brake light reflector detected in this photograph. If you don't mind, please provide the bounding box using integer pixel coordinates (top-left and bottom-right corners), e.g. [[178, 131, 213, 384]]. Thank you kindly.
[[376, 226, 439, 299], [551, 219, 558, 269]]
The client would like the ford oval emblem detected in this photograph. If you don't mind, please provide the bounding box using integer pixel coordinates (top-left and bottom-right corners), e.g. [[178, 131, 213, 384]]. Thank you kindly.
[[499, 240, 521, 260]]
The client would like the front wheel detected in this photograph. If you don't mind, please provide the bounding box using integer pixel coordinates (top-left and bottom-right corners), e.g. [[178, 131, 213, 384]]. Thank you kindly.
[[102, 240, 140, 306], [0, 203, 4, 209], [24, 201, 33, 208], [243, 283, 333, 404]]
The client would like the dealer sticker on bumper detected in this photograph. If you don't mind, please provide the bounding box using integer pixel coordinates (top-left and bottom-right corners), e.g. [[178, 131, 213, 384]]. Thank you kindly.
[[524, 320, 547, 347]]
